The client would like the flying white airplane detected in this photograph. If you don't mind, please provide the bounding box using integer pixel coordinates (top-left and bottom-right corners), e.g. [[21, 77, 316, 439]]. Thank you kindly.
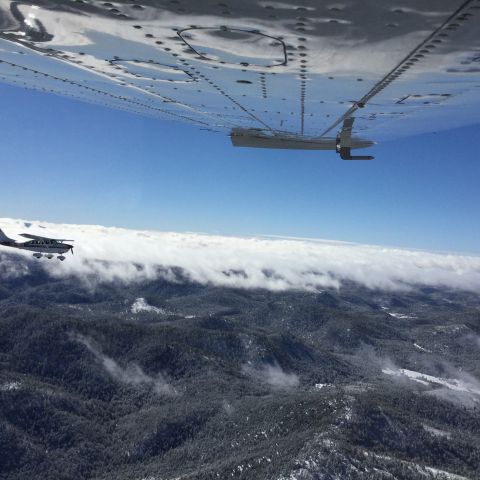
[[0, 228, 74, 261], [0, 1, 478, 159]]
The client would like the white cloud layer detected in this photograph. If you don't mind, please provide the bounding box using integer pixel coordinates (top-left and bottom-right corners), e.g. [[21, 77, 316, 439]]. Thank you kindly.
[[1, 217, 480, 292]]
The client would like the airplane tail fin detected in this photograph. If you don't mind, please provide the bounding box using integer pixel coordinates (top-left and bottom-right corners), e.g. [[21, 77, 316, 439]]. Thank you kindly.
[[0, 228, 14, 243]]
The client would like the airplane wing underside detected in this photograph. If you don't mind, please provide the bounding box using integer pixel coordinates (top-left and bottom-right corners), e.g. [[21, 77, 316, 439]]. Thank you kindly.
[[0, 0, 479, 155]]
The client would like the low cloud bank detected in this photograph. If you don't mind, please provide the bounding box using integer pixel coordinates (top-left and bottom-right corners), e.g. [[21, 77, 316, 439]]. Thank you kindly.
[[242, 362, 300, 389], [76, 334, 175, 396], [1, 217, 480, 292]]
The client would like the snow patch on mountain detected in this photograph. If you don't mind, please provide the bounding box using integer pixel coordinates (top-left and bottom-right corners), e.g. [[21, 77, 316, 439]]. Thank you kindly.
[[0, 381, 21, 391], [131, 298, 170, 315], [382, 367, 480, 396]]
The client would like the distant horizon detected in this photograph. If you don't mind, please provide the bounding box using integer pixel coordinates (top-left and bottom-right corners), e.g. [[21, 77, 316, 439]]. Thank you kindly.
[[2, 215, 479, 258], [1, 82, 479, 254], [2, 216, 480, 294]]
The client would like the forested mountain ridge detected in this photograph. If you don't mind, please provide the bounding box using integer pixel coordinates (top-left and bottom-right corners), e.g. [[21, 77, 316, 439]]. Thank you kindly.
[[1, 252, 479, 480]]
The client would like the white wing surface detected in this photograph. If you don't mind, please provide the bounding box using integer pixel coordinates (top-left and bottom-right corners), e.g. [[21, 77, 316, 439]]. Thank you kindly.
[[19, 233, 73, 241], [0, 0, 478, 157]]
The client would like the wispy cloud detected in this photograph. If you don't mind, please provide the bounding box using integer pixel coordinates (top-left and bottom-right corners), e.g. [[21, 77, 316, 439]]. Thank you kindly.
[[76, 334, 175, 396], [242, 362, 300, 389], [222, 400, 235, 416], [1, 217, 480, 292], [0, 253, 30, 279]]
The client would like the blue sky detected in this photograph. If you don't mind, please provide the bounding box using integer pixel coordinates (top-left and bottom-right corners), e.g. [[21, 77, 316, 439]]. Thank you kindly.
[[0, 82, 478, 254]]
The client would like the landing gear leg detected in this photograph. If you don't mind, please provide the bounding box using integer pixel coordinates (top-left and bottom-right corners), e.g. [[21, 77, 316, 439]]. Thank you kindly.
[[336, 118, 374, 160]]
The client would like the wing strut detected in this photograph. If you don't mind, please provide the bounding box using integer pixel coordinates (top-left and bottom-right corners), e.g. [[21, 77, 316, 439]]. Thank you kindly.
[[336, 118, 374, 161]]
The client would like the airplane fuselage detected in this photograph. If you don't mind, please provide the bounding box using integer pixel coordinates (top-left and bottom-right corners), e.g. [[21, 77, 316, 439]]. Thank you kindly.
[[0, 240, 72, 254]]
